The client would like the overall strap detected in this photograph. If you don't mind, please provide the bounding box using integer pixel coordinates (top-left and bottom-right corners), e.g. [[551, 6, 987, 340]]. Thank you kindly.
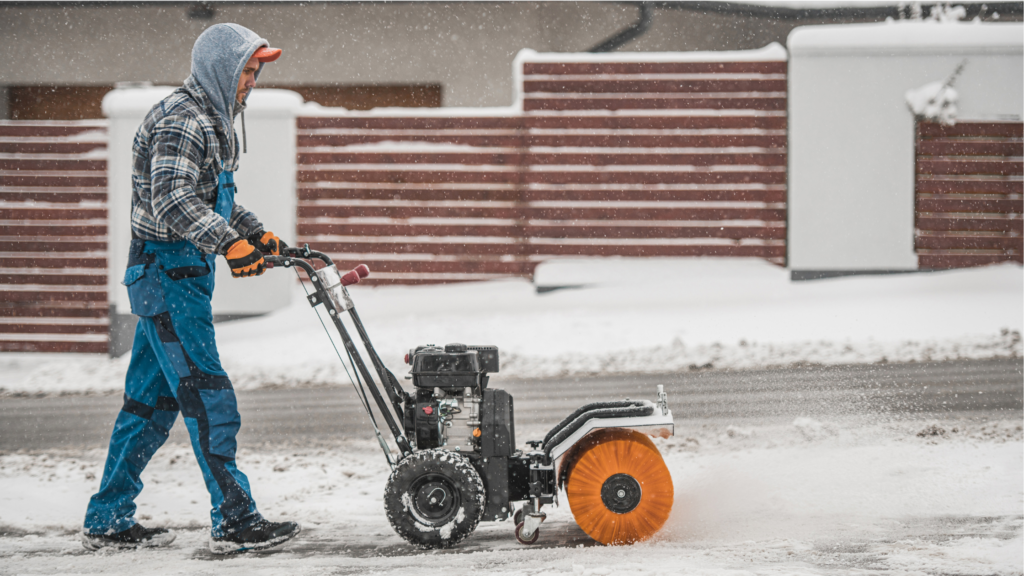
[[215, 171, 236, 222]]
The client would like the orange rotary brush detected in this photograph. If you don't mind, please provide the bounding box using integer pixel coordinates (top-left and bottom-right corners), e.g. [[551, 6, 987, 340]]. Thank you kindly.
[[566, 428, 673, 545]]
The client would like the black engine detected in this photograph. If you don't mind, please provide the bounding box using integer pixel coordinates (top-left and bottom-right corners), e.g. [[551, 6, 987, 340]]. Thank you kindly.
[[402, 343, 503, 452], [401, 343, 524, 520]]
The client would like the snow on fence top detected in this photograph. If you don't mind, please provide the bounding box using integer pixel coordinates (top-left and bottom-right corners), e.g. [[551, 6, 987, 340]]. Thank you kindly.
[[789, 21, 1024, 55], [0, 120, 109, 353], [513, 44, 788, 63], [102, 86, 303, 117], [296, 45, 788, 284]]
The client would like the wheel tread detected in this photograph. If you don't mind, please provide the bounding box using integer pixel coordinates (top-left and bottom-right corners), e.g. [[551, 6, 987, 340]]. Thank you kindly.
[[384, 449, 486, 549]]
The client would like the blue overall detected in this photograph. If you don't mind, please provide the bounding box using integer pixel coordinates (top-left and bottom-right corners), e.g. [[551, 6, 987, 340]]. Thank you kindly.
[[85, 172, 261, 537]]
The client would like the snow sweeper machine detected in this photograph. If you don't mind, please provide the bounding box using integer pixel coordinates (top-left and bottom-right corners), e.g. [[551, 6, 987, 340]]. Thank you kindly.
[[266, 246, 676, 548]]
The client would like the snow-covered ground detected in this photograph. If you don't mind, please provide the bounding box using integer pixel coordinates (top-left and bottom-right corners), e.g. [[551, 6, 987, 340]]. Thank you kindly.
[[1, 416, 1020, 575], [1, 259, 1021, 574], [1, 258, 1020, 395]]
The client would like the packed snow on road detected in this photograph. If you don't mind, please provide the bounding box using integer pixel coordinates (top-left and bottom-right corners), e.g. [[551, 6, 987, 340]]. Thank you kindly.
[[1, 418, 1020, 574]]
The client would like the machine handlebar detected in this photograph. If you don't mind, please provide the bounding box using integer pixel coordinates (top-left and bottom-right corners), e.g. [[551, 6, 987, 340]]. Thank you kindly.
[[262, 247, 407, 457], [264, 245, 370, 286]]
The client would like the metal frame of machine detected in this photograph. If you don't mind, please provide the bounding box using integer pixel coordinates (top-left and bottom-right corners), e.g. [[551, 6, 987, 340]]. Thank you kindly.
[[266, 246, 675, 547]]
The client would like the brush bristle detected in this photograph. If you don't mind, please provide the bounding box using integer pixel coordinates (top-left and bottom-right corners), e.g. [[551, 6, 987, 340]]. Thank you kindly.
[[565, 428, 674, 545]]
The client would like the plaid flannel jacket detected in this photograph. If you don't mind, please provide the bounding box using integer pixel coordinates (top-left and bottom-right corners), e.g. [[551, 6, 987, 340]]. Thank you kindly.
[[130, 76, 263, 255]]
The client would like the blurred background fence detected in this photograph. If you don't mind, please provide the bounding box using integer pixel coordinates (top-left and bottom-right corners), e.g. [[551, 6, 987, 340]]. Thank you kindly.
[[296, 54, 788, 284], [915, 120, 1024, 269], [0, 120, 109, 353]]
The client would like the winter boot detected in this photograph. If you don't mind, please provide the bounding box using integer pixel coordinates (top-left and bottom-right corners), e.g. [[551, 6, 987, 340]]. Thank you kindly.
[[81, 524, 176, 551], [209, 520, 301, 554]]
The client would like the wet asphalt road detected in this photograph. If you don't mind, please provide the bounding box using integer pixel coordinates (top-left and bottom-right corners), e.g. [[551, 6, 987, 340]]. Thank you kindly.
[[1, 358, 1020, 452]]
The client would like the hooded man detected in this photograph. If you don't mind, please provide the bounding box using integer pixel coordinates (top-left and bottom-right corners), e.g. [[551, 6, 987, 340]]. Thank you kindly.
[[82, 23, 300, 554]]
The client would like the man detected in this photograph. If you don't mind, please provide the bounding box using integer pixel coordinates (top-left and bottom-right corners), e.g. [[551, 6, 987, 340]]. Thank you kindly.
[[82, 23, 299, 554]]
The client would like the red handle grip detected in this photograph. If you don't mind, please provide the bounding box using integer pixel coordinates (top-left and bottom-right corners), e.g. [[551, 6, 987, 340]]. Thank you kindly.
[[340, 264, 370, 286]]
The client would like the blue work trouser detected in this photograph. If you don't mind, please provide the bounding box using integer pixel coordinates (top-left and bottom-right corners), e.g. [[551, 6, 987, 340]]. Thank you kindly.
[[84, 237, 261, 537]]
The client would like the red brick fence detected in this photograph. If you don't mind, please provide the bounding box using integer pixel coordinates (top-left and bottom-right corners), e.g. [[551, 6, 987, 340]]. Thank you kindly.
[[915, 120, 1024, 269], [0, 120, 109, 353], [295, 56, 788, 284]]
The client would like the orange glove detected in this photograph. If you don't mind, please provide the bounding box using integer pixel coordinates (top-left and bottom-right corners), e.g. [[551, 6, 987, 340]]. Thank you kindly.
[[248, 231, 288, 256], [225, 239, 265, 278]]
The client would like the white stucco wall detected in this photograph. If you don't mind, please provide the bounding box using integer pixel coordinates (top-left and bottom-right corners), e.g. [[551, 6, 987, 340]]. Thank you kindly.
[[0, 3, 633, 108], [103, 86, 301, 318], [0, 3, 843, 109], [787, 21, 1024, 271]]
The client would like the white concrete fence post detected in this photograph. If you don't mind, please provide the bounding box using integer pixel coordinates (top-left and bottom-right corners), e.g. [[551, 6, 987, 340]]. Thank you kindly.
[[787, 22, 1023, 279]]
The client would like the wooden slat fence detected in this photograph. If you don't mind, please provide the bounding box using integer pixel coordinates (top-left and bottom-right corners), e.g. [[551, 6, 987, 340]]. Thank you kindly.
[[916, 120, 1023, 269], [0, 120, 109, 353], [297, 56, 787, 284]]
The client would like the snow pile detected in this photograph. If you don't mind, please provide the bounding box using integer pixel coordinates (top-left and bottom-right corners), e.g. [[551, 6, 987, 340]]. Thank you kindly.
[[926, 3, 969, 23], [102, 86, 302, 117], [0, 417, 1020, 575], [516, 43, 788, 63], [906, 60, 966, 125], [0, 259, 1020, 395], [906, 79, 959, 125], [788, 20, 1021, 54], [300, 101, 518, 117]]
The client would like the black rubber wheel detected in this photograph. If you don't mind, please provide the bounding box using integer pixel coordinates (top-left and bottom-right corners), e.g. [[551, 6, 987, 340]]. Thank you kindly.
[[513, 508, 524, 526], [514, 521, 540, 545], [384, 450, 485, 549]]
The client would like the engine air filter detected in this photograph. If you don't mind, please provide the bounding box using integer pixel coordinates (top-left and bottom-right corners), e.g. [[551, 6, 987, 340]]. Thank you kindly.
[[565, 428, 673, 545]]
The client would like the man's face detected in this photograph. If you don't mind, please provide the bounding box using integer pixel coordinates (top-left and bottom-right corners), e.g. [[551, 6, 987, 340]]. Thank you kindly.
[[236, 56, 259, 104]]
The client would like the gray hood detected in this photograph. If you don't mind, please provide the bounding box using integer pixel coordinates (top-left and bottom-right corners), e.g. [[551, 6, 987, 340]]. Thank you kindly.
[[188, 23, 269, 138]]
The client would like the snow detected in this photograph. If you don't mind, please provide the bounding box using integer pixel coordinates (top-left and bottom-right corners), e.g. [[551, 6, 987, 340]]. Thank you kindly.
[[516, 44, 788, 64], [528, 164, 783, 173], [906, 80, 959, 124], [905, 60, 966, 125], [927, 3, 969, 23], [313, 140, 508, 152], [336, 110, 785, 119], [64, 129, 108, 142], [788, 21, 1023, 55], [0, 417, 1020, 575], [300, 101, 520, 117], [0, 258, 1020, 396], [0, 151, 106, 160], [301, 162, 518, 172], [0, 119, 106, 128], [101, 86, 176, 117], [733, 0, 993, 6], [102, 86, 302, 117], [523, 109, 785, 118], [241, 89, 304, 113]]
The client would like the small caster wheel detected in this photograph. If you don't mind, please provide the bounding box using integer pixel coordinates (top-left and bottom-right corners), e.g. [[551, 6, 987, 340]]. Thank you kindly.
[[513, 508, 524, 526], [515, 521, 540, 545]]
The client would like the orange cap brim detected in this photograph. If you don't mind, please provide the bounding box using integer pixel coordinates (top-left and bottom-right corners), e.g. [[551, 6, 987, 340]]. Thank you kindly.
[[253, 47, 282, 63]]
